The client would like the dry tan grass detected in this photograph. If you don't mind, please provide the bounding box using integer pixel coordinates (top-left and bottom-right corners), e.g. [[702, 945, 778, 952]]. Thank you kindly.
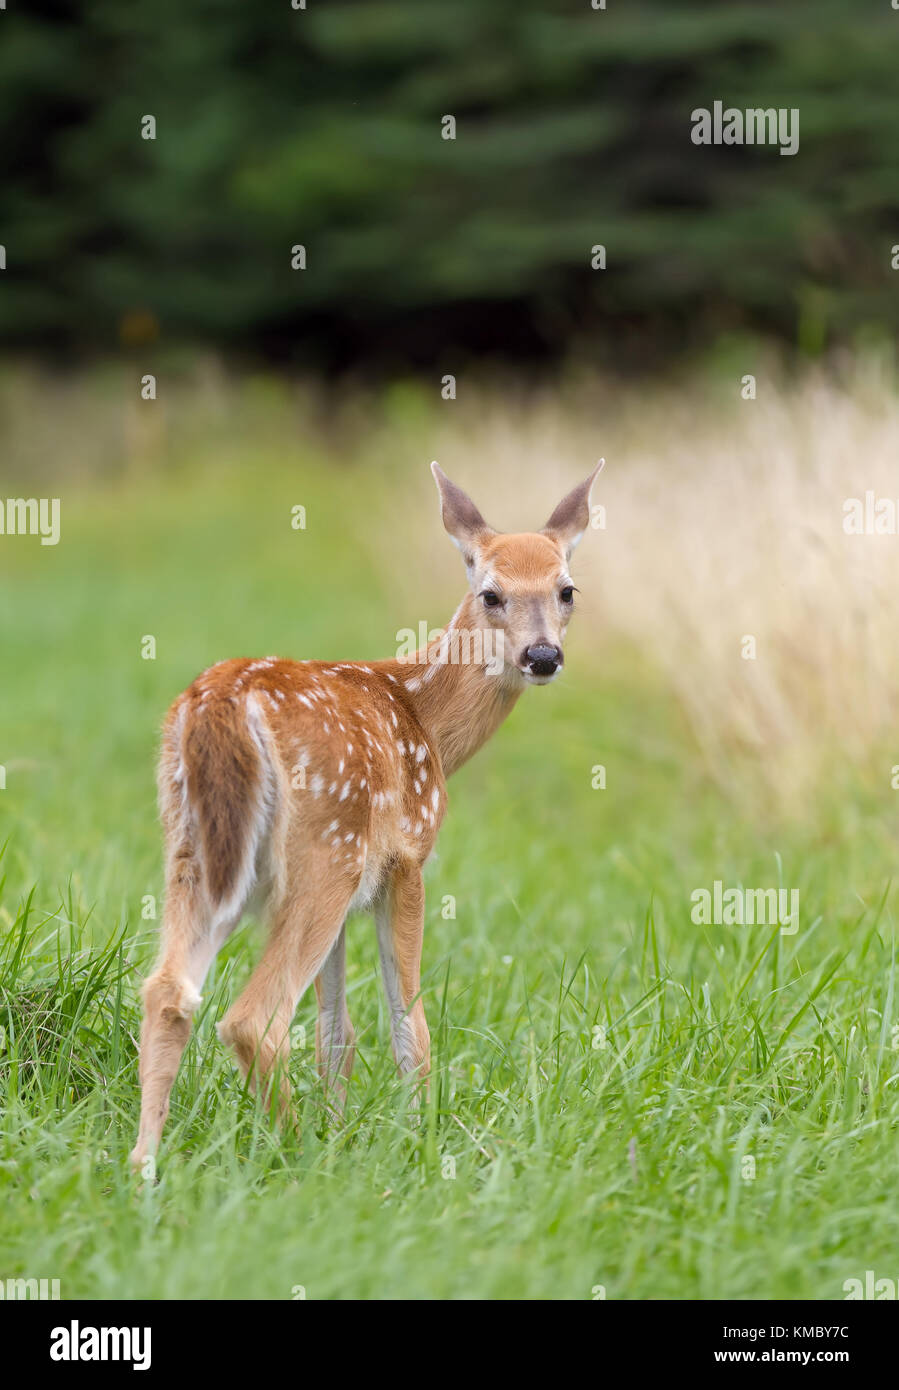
[[360, 363, 899, 797], [5, 356, 899, 795]]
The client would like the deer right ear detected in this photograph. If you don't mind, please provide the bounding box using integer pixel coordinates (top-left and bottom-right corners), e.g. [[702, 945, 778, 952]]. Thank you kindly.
[[431, 462, 495, 561], [541, 460, 604, 559]]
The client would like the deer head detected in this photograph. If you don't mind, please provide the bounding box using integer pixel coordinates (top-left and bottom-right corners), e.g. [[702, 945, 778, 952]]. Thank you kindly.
[[431, 461, 602, 685]]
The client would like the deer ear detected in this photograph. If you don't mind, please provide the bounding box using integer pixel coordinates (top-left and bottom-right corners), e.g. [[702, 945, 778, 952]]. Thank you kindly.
[[431, 462, 495, 558], [541, 460, 603, 558]]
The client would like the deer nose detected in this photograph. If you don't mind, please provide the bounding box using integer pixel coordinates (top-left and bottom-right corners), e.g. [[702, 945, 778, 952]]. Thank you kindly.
[[524, 643, 563, 676]]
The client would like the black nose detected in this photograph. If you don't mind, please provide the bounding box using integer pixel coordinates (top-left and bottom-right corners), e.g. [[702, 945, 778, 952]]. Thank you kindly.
[[524, 643, 563, 676]]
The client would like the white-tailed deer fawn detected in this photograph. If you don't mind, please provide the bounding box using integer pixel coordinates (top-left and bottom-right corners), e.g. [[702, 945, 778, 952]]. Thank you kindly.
[[131, 461, 600, 1166]]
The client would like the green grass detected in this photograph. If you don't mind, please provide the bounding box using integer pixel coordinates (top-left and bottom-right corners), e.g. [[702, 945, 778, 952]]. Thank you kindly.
[[2, 431, 899, 1300]]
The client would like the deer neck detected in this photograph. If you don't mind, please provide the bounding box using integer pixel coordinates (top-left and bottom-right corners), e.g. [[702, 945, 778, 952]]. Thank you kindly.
[[385, 594, 523, 778]]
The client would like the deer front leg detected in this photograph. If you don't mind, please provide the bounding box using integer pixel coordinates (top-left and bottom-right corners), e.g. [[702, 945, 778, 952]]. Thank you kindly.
[[375, 863, 430, 1082]]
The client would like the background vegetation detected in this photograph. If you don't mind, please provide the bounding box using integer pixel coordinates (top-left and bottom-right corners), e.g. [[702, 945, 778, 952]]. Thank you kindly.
[[2, 371, 899, 1298], [1, 0, 898, 365], [2, 0, 899, 1302]]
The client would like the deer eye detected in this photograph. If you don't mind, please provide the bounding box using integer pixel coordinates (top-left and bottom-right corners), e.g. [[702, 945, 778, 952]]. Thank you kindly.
[[481, 590, 502, 608], [560, 586, 575, 604]]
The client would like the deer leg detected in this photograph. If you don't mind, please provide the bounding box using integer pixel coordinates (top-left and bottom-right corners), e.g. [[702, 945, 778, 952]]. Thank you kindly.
[[375, 863, 430, 1085], [218, 870, 355, 1121], [313, 923, 356, 1108], [131, 880, 240, 1170]]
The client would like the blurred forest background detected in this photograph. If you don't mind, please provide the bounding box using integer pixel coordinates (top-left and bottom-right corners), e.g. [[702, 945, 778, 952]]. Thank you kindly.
[[1, 0, 898, 370]]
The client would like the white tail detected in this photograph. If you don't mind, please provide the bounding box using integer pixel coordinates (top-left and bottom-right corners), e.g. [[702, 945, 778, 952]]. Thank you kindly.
[[131, 461, 600, 1166]]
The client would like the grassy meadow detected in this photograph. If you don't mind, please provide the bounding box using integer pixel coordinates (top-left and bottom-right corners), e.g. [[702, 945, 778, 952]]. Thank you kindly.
[[2, 360, 899, 1299]]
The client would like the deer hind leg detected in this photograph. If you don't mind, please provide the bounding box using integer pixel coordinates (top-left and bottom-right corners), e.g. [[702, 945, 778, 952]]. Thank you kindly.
[[375, 863, 430, 1085], [314, 923, 356, 1109], [130, 871, 245, 1170], [218, 858, 358, 1122], [131, 684, 280, 1171]]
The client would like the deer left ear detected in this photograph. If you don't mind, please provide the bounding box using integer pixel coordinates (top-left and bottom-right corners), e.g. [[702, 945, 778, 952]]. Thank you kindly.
[[541, 460, 604, 558], [431, 461, 495, 560]]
